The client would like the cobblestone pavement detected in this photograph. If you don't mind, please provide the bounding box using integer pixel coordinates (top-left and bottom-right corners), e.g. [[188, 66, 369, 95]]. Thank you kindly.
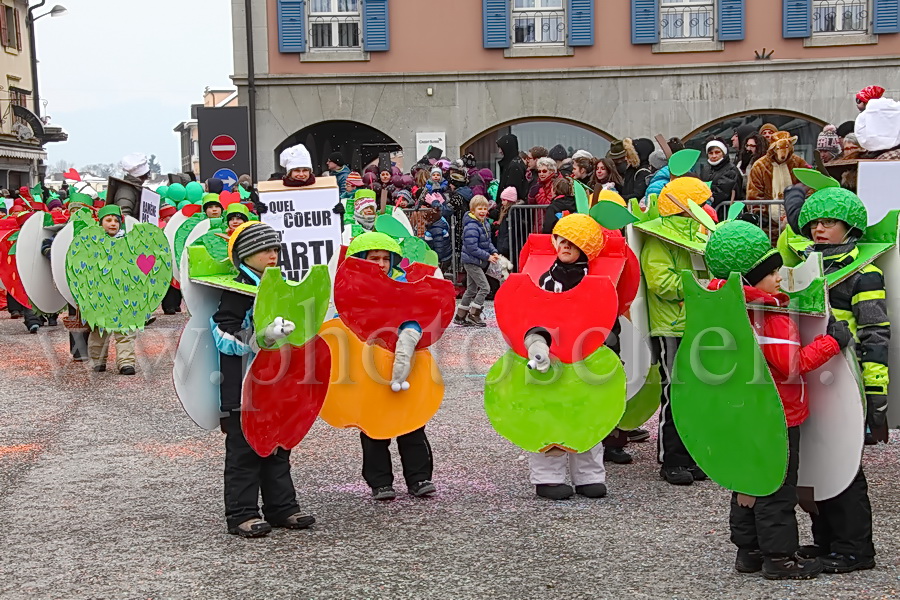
[[0, 307, 897, 599]]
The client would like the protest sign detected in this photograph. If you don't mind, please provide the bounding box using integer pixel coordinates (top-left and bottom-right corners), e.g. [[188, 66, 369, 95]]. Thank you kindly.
[[259, 177, 342, 281], [139, 189, 160, 226]]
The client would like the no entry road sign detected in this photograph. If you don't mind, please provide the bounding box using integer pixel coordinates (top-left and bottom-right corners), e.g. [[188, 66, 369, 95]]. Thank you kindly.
[[211, 135, 238, 162]]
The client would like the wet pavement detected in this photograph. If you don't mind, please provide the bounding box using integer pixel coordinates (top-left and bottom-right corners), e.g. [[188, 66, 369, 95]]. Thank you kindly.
[[0, 307, 898, 599]]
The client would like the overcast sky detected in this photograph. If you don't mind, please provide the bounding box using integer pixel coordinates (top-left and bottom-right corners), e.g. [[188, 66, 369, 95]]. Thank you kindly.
[[39, 0, 234, 172]]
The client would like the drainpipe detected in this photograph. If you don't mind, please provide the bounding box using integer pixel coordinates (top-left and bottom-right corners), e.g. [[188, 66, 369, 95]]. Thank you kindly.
[[244, 0, 257, 183]]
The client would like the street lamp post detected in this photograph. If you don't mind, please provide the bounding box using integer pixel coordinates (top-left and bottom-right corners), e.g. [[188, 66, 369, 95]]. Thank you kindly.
[[26, 2, 68, 120]]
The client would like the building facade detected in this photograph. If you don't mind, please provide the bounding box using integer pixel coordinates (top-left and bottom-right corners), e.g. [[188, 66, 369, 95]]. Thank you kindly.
[[231, 0, 900, 174], [173, 88, 239, 179]]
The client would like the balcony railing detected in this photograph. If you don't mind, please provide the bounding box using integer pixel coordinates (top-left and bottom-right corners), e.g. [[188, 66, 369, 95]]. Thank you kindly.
[[812, 0, 868, 33], [660, 2, 715, 40], [309, 14, 361, 49], [512, 9, 566, 45]]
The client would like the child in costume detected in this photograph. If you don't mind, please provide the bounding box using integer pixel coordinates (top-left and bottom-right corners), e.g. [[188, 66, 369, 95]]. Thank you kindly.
[[212, 221, 315, 537], [456, 195, 499, 328], [224, 203, 250, 236], [87, 205, 136, 375], [704, 219, 848, 579], [203, 195, 223, 219], [525, 214, 609, 500], [345, 232, 436, 500], [341, 191, 377, 245], [639, 178, 709, 485], [790, 184, 884, 573]]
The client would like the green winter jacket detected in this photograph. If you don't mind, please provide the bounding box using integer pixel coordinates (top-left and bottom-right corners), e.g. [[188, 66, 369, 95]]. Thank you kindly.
[[640, 216, 705, 337]]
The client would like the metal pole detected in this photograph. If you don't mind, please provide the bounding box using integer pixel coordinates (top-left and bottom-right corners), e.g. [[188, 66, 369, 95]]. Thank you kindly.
[[244, 0, 258, 183], [27, 1, 46, 119]]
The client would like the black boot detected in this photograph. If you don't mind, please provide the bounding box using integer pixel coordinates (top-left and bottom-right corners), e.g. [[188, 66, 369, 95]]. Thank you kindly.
[[575, 483, 607, 498], [762, 555, 822, 580], [603, 447, 633, 464], [820, 553, 876, 574], [688, 464, 708, 481], [735, 549, 763, 573], [660, 466, 693, 485], [535, 484, 574, 500]]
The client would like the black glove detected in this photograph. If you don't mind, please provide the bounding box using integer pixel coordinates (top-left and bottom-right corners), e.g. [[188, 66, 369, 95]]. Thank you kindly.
[[332, 201, 346, 216], [826, 316, 853, 349], [867, 394, 889, 440], [253, 199, 268, 215]]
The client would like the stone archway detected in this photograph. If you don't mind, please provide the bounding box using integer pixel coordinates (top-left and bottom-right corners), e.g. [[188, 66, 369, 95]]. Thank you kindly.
[[274, 120, 402, 176]]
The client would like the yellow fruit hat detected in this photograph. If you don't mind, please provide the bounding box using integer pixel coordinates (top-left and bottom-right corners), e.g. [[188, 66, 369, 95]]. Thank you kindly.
[[658, 177, 712, 217], [596, 189, 626, 207], [552, 213, 606, 261]]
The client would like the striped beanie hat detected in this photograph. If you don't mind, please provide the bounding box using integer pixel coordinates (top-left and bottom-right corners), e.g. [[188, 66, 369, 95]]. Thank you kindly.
[[229, 222, 281, 269], [346, 171, 364, 187]]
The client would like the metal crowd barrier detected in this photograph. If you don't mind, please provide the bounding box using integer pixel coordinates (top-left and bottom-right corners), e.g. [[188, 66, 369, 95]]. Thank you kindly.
[[401, 208, 462, 283], [721, 199, 787, 244]]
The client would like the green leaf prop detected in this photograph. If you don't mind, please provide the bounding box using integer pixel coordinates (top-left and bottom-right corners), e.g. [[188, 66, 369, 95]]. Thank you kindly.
[[253, 265, 331, 349], [196, 231, 229, 262], [671, 273, 788, 496], [617, 364, 661, 430], [186, 245, 256, 296], [374, 214, 411, 239], [173, 214, 206, 266], [669, 149, 701, 177], [574, 181, 590, 215], [792, 168, 839, 191], [98, 190, 107, 201], [485, 346, 626, 453], [646, 194, 660, 221], [590, 201, 639, 230], [66, 223, 173, 332], [238, 185, 251, 200], [687, 201, 718, 232], [727, 201, 746, 222], [400, 236, 439, 267], [31, 183, 44, 200]]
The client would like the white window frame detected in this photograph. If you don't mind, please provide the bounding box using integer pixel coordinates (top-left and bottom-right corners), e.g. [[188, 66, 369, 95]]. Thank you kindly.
[[308, 0, 361, 51], [511, 0, 566, 47], [660, 0, 715, 41]]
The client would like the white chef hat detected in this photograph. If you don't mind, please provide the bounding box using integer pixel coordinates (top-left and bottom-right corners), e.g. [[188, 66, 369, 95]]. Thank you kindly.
[[120, 153, 150, 178], [279, 144, 312, 171]]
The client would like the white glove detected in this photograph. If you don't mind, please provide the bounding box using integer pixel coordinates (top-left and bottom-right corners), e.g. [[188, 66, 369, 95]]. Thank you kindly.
[[391, 327, 422, 392], [525, 332, 551, 373], [263, 317, 295, 346]]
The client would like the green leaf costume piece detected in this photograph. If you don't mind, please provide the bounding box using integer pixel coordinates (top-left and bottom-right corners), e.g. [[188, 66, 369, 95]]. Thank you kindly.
[[825, 210, 898, 287], [793, 168, 839, 190], [187, 245, 256, 297], [634, 217, 708, 255], [590, 201, 639, 230], [173, 214, 206, 266], [484, 346, 626, 453], [669, 149, 701, 177], [374, 214, 411, 239], [574, 181, 590, 215], [617, 364, 661, 430], [66, 224, 173, 332], [671, 273, 788, 496], [253, 265, 331, 349]]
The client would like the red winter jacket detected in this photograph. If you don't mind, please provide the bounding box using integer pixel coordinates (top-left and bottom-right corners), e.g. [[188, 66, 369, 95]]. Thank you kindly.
[[708, 280, 840, 427]]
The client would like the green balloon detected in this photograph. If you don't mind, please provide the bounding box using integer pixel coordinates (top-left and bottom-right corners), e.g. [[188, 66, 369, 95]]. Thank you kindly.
[[156, 185, 169, 198], [177, 199, 189, 210], [185, 181, 204, 204], [167, 183, 186, 202]]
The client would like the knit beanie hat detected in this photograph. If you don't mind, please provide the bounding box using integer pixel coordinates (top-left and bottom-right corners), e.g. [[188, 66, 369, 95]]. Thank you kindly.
[[856, 85, 885, 104], [229, 222, 281, 269], [548, 144, 568, 162], [354, 196, 377, 217], [206, 178, 224, 194], [817, 124, 841, 155], [449, 171, 466, 185], [430, 166, 442, 176], [346, 171, 364, 187], [572, 149, 594, 160], [328, 152, 345, 167], [648, 150, 667, 171], [46, 198, 63, 210], [392, 189, 413, 206], [500, 186, 518, 203], [759, 123, 779, 136]]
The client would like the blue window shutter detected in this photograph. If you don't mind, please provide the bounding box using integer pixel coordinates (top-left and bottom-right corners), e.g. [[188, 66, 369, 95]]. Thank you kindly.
[[363, 0, 390, 51], [718, 0, 745, 41], [631, 0, 659, 44], [782, 0, 811, 38], [874, 0, 900, 34], [567, 0, 594, 46], [277, 0, 306, 53], [483, 0, 510, 49]]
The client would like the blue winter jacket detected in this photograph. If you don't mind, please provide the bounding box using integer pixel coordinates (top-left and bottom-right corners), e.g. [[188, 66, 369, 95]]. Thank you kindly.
[[461, 213, 497, 267], [424, 217, 452, 262], [330, 165, 350, 191], [646, 167, 670, 199]]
